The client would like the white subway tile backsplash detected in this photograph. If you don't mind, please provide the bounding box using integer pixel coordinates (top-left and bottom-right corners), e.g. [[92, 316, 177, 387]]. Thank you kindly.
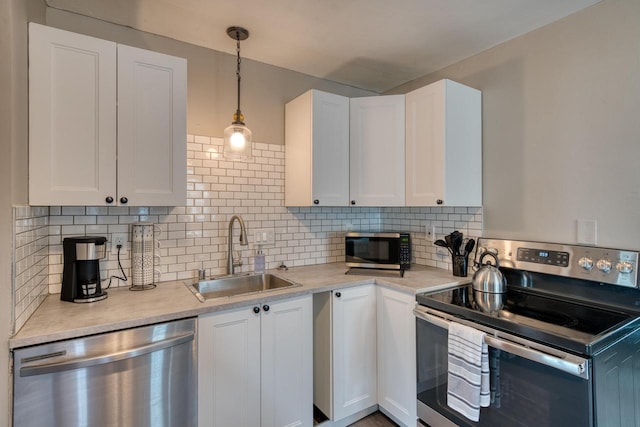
[[13, 135, 483, 331], [13, 206, 49, 333]]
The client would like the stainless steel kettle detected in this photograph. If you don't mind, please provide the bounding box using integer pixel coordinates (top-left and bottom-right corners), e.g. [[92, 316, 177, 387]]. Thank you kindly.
[[472, 252, 506, 314], [472, 252, 506, 293]]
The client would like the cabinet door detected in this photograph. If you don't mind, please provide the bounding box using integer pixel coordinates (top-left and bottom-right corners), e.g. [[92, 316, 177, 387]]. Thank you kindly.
[[198, 306, 261, 427], [28, 23, 117, 206], [377, 287, 417, 426], [332, 285, 377, 420], [405, 82, 445, 206], [285, 90, 349, 206], [117, 45, 187, 206], [261, 296, 313, 427], [350, 95, 405, 206], [406, 79, 482, 206]]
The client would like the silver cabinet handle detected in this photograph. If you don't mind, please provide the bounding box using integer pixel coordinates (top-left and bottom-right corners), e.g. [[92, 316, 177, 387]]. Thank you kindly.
[[414, 306, 589, 379], [20, 333, 194, 377]]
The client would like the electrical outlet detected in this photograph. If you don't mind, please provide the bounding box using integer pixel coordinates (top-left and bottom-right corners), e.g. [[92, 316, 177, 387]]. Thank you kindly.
[[111, 233, 128, 255], [430, 225, 437, 243]]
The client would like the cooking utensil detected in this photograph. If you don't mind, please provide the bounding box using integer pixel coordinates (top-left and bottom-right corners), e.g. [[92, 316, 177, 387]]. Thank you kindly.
[[444, 234, 453, 250], [452, 233, 463, 255], [464, 238, 475, 257], [434, 239, 453, 255]]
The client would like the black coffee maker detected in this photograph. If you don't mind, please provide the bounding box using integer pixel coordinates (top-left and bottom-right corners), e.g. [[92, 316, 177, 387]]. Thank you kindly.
[[61, 236, 108, 303]]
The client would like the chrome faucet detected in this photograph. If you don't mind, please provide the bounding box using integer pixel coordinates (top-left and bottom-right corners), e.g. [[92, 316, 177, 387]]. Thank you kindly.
[[227, 215, 248, 275]]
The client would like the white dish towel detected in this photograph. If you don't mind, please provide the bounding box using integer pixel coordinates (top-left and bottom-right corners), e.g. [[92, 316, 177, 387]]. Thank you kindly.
[[447, 321, 490, 422]]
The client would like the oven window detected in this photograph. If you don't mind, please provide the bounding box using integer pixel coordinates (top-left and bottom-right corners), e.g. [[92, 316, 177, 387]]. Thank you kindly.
[[346, 237, 399, 264], [416, 318, 593, 426]]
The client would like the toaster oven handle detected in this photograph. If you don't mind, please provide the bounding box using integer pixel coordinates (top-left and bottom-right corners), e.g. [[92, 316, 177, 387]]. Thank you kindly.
[[414, 305, 589, 380]]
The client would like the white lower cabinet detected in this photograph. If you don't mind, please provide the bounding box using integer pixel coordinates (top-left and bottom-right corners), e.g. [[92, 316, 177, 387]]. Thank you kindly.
[[198, 295, 313, 427], [313, 285, 378, 423], [376, 287, 417, 426]]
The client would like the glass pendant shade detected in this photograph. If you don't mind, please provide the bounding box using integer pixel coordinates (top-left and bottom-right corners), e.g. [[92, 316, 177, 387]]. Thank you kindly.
[[223, 26, 253, 161], [223, 122, 253, 161]]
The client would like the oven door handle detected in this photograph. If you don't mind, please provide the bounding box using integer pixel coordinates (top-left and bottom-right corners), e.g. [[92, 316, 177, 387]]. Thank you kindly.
[[414, 305, 590, 380]]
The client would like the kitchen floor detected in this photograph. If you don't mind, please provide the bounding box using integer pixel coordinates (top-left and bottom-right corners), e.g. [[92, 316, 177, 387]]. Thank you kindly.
[[349, 411, 398, 427], [314, 408, 398, 426]]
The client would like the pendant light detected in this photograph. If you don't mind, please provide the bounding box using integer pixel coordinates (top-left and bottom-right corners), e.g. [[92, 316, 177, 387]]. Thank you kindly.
[[223, 26, 252, 161]]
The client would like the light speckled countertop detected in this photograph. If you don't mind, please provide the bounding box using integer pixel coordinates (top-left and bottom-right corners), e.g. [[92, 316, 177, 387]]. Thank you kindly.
[[10, 262, 469, 348]]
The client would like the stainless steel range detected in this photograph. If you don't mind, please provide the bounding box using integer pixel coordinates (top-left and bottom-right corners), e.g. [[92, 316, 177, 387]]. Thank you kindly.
[[415, 238, 640, 427]]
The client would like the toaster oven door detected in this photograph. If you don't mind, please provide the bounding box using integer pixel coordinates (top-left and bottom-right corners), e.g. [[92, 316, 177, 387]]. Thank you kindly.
[[345, 233, 403, 269]]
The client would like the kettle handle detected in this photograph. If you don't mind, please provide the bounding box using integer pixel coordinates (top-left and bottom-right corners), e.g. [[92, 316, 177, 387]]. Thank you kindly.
[[479, 251, 500, 268]]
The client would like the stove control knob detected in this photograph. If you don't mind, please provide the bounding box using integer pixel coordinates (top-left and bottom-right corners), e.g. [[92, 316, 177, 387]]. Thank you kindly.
[[596, 259, 612, 273], [578, 256, 594, 271], [616, 261, 634, 274]]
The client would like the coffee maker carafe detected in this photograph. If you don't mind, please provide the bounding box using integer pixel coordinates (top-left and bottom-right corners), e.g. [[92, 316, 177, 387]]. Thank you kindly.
[[61, 236, 108, 303]]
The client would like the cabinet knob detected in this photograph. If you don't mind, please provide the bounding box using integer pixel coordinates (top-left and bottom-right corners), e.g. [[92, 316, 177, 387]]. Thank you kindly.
[[262, 304, 270, 312], [313, 200, 319, 205], [436, 199, 443, 205], [105, 196, 114, 204], [350, 200, 356, 205], [253, 306, 261, 314], [120, 196, 128, 204], [335, 292, 341, 298]]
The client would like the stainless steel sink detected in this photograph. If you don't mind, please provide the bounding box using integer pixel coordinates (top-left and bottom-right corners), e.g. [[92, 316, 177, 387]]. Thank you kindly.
[[186, 273, 300, 302]]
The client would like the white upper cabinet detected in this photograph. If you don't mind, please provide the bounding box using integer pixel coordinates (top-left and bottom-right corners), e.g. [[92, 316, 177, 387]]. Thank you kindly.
[[285, 90, 350, 206], [28, 23, 187, 206], [405, 79, 481, 206], [117, 45, 187, 206], [29, 23, 117, 206], [350, 95, 405, 206]]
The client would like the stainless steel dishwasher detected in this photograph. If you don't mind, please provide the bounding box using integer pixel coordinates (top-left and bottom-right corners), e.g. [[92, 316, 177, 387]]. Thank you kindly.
[[13, 317, 196, 427]]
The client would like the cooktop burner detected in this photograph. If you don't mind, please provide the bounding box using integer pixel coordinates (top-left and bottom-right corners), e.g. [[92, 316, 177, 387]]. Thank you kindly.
[[417, 284, 637, 355]]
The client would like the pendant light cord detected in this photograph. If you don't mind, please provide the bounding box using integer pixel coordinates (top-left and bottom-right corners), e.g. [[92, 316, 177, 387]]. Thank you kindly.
[[235, 35, 242, 122]]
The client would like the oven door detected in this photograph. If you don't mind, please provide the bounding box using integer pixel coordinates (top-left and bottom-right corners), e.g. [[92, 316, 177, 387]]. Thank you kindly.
[[414, 305, 594, 427]]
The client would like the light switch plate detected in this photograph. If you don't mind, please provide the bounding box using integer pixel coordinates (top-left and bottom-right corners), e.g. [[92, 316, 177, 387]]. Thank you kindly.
[[576, 219, 597, 245], [254, 228, 275, 245]]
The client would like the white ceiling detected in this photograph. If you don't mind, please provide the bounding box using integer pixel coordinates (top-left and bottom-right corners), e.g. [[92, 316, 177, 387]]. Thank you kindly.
[[46, 0, 600, 92]]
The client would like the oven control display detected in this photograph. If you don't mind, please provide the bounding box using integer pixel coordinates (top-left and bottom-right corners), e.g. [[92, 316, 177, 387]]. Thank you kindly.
[[517, 248, 569, 266]]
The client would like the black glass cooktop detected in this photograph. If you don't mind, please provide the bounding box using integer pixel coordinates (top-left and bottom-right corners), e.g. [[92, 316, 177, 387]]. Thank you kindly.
[[417, 284, 638, 355]]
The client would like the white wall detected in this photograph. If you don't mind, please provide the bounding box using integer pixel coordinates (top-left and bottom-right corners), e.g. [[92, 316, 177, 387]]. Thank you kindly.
[[0, 1, 13, 420], [43, 8, 377, 145], [1, 0, 46, 424], [388, 0, 640, 249]]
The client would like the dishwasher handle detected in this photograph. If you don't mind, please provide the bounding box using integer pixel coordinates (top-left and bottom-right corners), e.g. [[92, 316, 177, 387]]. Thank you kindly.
[[20, 332, 194, 377]]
